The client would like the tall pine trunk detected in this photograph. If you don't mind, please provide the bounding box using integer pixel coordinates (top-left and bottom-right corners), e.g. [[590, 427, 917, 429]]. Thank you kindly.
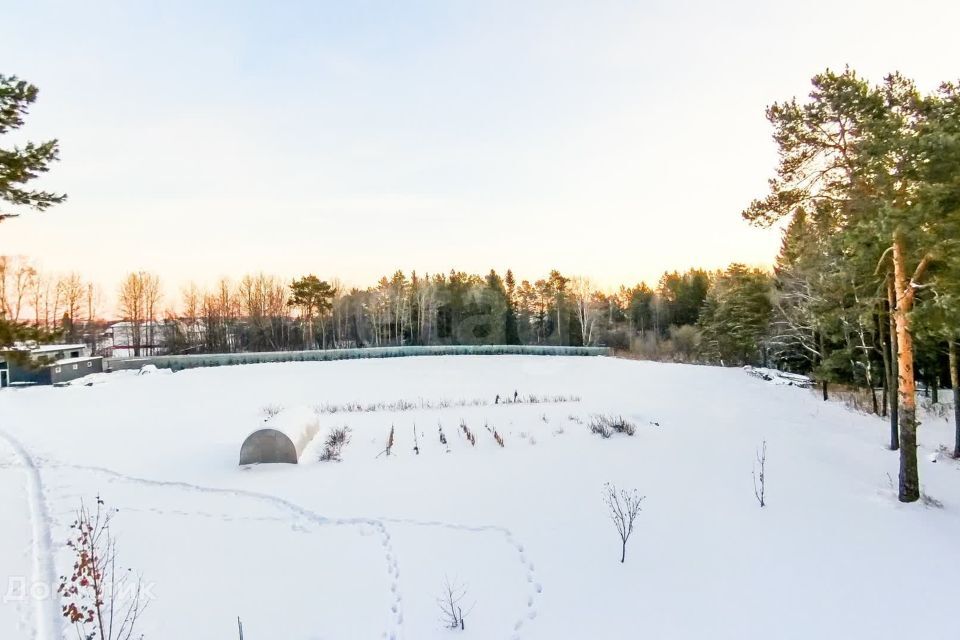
[[877, 306, 889, 418], [886, 278, 899, 451], [892, 231, 919, 503], [950, 341, 959, 459]]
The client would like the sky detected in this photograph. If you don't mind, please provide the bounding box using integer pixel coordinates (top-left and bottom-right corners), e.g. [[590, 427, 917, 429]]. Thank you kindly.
[[2, 0, 959, 302]]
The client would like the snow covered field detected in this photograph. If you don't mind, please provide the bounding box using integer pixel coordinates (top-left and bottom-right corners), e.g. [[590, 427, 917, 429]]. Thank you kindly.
[[1, 355, 959, 640]]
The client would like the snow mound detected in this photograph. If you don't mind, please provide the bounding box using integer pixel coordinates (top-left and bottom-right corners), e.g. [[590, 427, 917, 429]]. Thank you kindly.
[[744, 366, 813, 387]]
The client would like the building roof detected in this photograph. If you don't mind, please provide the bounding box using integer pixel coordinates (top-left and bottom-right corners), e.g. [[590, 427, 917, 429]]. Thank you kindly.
[[108, 321, 166, 329], [31, 343, 87, 354]]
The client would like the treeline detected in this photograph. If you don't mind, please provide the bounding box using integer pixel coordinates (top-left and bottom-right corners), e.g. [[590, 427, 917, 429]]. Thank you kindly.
[[115, 268, 719, 356], [0, 258, 735, 358], [3, 249, 952, 402], [0, 256, 104, 345]]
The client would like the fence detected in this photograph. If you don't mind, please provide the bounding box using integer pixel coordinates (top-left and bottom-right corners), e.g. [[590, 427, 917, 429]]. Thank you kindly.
[[106, 344, 610, 372]]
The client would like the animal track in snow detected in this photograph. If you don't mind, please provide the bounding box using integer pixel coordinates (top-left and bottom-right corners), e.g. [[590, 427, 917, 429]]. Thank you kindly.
[[34, 459, 541, 640]]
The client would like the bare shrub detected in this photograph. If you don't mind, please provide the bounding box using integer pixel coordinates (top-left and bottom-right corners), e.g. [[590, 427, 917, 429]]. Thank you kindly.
[[436, 576, 474, 630], [58, 496, 148, 640], [589, 414, 636, 437], [603, 483, 644, 563], [590, 421, 612, 439], [753, 441, 767, 507], [261, 403, 283, 419], [919, 397, 951, 421], [319, 426, 352, 462], [809, 384, 881, 416], [376, 425, 396, 458], [460, 419, 476, 446], [312, 394, 581, 416], [669, 324, 702, 362], [482, 420, 504, 446], [920, 489, 944, 509]]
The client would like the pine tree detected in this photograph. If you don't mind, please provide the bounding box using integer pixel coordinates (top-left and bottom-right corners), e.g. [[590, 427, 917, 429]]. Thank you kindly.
[[288, 275, 336, 349], [0, 74, 66, 221], [698, 265, 772, 366], [743, 68, 960, 502], [503, 269, 521, 345]]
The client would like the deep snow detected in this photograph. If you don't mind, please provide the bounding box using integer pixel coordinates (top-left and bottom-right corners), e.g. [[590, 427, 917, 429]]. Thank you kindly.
[[1, 355, 959, 639]]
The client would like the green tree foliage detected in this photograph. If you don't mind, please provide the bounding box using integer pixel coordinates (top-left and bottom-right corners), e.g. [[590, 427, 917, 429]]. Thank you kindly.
[[0, 74, 65, 221], [698, 265, 773, 366], [744, 67, 960, 502], [288, 275, 336, 348], [0, 75, 66, 344], [657, 270, 710, 328], [503, 269, 521, 345]]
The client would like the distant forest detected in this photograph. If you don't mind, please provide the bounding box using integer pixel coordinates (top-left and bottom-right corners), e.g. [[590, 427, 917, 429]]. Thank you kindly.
[[0, 255, 953, 395]]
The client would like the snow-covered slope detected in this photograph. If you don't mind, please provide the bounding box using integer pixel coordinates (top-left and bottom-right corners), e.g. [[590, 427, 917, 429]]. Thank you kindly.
[[1, 356, 958, 640]]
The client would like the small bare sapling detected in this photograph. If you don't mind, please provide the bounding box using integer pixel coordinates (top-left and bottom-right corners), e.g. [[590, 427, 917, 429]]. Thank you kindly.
[[377, 424, 396, 458], [437, 576, 474, 630], [320, 426, 352, 462], [57, 496, 148, 640], [753, 440, 767, 507], [460, 419, 476, 446], [604, 483, 645, 563], [482, 420, 505, 447]]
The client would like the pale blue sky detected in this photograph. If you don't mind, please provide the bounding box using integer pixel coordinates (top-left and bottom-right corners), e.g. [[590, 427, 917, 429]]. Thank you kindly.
[[2, 0, 958, 297]]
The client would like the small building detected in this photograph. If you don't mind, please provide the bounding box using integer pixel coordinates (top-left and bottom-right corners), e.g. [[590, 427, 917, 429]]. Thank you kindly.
[[29, 343, 89, 360], [48, 356, 105, 385], [0, 343, 103, 387], [103, 321, 167, 358]]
